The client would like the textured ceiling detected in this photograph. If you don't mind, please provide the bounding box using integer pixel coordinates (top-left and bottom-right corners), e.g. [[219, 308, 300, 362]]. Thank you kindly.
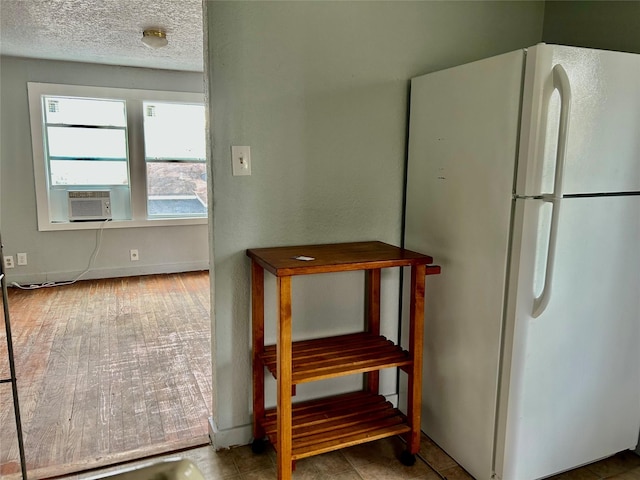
[[0, 0, 204, 72]]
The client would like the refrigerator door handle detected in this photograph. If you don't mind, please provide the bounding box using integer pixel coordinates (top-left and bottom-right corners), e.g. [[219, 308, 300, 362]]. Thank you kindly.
[[532, 197, 561, 318], [532, 64, 571, 318], [549, 64, 571, 200]]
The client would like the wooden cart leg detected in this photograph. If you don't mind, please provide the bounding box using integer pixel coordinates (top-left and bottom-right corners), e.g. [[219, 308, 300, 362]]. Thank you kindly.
[[277, 275, 293, 480], [251, 261, 266, 446], [406, 264, 426, 456], [365, 268, 381, 394]]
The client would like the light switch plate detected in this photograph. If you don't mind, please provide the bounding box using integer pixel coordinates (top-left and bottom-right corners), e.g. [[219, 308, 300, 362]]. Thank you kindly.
[[231, 146, 251, 176], [17, 253, 27, 266]]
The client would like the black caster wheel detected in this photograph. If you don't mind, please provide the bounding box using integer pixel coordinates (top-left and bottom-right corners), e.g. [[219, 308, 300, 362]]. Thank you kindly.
[[251, 438, 267, 454], [399, 450, 416, 466]]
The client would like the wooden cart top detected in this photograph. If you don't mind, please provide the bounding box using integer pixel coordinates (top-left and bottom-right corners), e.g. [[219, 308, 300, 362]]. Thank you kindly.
[[246, 241, 434, 277]]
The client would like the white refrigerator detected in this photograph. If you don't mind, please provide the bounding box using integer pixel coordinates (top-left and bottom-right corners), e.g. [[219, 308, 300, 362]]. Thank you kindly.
[[404, 43, 640, 480]]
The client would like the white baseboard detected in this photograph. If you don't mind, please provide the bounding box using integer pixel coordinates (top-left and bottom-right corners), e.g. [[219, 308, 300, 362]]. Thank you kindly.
[[7, 261, 209, 286], [208, 417, 253, 450], [385, 393, 399, 407]]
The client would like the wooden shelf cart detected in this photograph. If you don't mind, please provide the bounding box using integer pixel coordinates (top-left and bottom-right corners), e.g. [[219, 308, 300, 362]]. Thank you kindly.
[[247, 241, 440, 480]]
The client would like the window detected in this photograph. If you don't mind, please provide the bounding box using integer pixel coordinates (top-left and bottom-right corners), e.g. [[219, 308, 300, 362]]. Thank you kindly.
[[45, 97, 129, 186], [143, 102, 207, 217], [27, 83, 207, 231]]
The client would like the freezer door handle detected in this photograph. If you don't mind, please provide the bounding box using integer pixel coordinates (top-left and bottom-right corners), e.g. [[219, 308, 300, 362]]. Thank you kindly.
[[549, 64, 571, 202], [532, 64, 571, 318]]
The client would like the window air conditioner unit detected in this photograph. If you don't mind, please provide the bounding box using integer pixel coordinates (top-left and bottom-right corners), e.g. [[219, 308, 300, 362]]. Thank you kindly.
[[68, 190, 112, 221]]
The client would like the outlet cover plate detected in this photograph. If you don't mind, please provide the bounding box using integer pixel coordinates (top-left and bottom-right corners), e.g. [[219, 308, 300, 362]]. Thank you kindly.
[[4, 256, 15, 269]]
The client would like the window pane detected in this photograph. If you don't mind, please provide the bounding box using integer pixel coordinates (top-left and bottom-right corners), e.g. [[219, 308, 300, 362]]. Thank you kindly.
[[146, 162, 207, 216], [44, 96, 126, 127], [50, 160, 129, 186], [47, 126, 127, 159], [143, 102, 206, 160]]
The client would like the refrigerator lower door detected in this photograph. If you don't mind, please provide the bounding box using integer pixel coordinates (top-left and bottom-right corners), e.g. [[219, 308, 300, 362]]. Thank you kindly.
[[496, 195, 640, 480]]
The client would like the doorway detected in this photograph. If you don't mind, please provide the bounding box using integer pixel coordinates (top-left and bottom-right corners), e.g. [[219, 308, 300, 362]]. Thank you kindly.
[[0, 1, 215, 477]]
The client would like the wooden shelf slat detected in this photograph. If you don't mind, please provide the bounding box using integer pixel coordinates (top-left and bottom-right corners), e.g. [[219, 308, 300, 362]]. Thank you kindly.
[[293, 423, 411, 459], [262, 391, 391, 429], [260, 332, 411, 384], [261, 331, 386, 356], [260, 332, 397, 361], [260, 391, 411, 460]]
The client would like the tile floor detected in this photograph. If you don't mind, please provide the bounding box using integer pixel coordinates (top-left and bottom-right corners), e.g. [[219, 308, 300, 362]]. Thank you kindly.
[[55, 433, 640, 480]]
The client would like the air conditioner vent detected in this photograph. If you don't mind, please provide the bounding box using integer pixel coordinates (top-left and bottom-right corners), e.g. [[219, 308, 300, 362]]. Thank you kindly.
[[68, 190, 112, 221]]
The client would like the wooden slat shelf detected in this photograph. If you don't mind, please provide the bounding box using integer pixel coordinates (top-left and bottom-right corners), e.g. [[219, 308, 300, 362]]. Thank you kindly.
[[260, 332, 411, 384], [261, 391, 411, 460]]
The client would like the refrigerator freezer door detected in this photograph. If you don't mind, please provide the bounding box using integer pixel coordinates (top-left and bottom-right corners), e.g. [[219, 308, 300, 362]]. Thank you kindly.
[[404, 49, 524, 480], [516, 45, 640, 197], [497, 195, 640, 480]]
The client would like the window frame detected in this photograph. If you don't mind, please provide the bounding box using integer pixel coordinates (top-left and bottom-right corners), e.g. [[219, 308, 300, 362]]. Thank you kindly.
[[27, 82, 208, 231]]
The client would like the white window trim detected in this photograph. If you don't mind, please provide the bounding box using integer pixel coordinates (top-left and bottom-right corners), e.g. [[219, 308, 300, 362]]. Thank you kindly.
[[27, 82, 208, 231]]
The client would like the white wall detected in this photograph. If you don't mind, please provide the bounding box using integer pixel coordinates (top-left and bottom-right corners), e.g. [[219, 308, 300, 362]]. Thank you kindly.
[[0, 57, 209, 284], [207, 1, 544, 446]]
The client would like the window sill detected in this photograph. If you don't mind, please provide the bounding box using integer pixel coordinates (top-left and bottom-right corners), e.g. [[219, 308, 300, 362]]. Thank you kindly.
[[38, 216, 208, 232]]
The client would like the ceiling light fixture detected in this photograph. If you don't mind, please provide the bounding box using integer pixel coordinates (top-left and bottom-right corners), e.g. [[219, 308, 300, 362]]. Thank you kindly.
[[142, 29, 168, 49]]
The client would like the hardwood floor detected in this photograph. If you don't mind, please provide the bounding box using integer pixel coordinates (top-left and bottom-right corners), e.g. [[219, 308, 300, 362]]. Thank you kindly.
[[0, 272, 212, 479]]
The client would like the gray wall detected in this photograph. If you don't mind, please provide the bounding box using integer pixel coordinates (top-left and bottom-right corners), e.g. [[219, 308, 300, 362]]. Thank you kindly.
[[207, 0, 545, 446], [0, 57, 209, 284], [543, 1, 640, 54]]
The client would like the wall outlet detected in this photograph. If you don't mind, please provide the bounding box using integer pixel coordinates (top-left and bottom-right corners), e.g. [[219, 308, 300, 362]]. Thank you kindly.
[[17, 253, 27, 266], [4, 256, 15, 269], [130, 249, 139, 261]]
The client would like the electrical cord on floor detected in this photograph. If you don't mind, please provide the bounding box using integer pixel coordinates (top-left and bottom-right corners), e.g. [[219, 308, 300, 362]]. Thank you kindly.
[[11, 219, 111, 290]]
